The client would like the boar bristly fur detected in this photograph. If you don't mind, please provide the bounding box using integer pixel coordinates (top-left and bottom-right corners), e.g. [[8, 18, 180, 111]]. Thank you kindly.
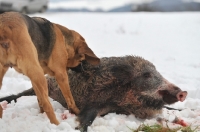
[[0, 56, 187, 132]]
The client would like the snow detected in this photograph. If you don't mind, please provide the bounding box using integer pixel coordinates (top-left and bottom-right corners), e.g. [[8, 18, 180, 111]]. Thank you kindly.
[[0, 8, 200, 132]]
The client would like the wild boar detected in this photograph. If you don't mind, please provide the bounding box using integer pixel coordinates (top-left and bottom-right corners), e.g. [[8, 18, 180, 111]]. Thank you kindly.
[[0, 56, 187, 132]]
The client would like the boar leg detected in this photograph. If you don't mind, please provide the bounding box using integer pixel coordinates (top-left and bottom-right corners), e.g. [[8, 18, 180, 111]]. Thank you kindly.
[[0, 88, 35, 103], [77, 106, 98, 132]]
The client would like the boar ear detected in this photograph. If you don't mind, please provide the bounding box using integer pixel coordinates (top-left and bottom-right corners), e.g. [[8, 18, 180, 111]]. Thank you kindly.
[[77, 39, 100, 65], [111, 64, 133, 85]]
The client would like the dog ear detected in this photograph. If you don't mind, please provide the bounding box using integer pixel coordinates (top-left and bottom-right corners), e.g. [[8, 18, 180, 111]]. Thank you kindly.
[[77, 39, 100, 65]]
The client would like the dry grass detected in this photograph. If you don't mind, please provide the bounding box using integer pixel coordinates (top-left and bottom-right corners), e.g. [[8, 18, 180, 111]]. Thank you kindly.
[[129, 124, 199, 132]]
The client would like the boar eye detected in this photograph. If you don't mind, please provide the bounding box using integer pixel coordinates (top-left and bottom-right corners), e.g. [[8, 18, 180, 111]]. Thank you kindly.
[[143, 72, 151, 78]]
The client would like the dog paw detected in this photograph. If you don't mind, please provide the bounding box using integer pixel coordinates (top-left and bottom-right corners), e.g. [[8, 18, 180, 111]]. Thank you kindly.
[[69, 107, 80, 115]]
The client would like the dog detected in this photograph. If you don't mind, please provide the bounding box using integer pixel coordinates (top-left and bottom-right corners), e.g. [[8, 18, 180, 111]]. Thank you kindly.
[[0, 12, 100, 124]]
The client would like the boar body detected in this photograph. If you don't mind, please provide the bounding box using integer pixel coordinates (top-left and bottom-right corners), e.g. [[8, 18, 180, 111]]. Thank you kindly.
[[0, 56, 187, 132]]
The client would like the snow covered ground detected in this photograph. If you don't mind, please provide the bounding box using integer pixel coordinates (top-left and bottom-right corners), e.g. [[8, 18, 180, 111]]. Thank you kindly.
[[0, 12, 200, 132]]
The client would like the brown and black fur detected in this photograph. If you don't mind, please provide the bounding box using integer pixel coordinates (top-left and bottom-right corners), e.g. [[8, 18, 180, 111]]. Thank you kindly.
[[0, 56, 187, 132], [0, 12, 100, 124]]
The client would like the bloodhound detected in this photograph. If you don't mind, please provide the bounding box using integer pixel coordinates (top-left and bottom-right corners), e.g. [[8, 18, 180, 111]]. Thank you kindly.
[[0, 12, 100, 124]]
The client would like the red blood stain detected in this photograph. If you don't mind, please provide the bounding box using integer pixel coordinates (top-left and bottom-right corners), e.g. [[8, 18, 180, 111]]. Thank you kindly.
[[174, 117, 188, 127]]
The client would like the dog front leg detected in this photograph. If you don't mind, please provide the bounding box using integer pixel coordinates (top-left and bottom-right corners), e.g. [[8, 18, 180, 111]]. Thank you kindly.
[[0, 105, 2, 118], [19, 54, 59, 125], [55, 72, 80, 115], [0, 65, 8, 118], [27, 68, 59, 125], [0, 64, 8, 89]]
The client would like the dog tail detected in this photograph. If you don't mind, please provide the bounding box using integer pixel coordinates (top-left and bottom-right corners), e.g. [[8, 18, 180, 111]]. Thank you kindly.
[[0, 88, 35, 103]]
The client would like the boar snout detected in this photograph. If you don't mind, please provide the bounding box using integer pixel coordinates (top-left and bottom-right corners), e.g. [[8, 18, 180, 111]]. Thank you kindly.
[[157, 79, 187, 104], [158, 89, 187, 104], [176, 91, 187, 102]]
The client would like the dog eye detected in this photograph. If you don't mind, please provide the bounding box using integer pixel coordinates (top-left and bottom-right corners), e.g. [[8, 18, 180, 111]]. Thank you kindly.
[[143, 72, 151, 78]]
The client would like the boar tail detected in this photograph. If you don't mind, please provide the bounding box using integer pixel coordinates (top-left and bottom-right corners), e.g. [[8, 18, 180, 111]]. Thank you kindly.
[[0, 88, 35, 103]]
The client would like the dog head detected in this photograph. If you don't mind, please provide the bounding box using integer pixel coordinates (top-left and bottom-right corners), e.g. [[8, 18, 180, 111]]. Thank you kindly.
[[67, 33, 100, 68]]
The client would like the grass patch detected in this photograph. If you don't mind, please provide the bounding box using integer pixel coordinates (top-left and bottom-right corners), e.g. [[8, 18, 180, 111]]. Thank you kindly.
[[130, 124, 199, 132]]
